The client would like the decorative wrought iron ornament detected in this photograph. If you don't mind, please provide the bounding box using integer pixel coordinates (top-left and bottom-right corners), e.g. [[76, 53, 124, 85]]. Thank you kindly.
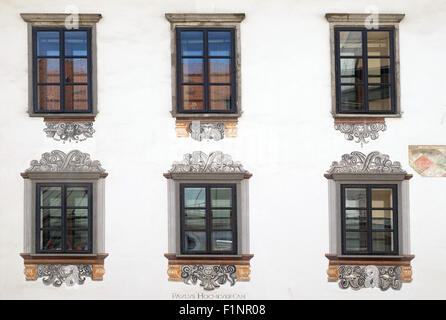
[[169, 151, 247, 174], [36, 264, 93, 287], [338, 265, 402, 290], [44, 122, 95, 143], [181, 265, 237, 290], [327, 151, 406, 174]]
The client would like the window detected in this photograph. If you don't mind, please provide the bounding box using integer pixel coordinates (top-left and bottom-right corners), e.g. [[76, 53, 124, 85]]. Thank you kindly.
[[181, 184, 237, 254], [341, 184, 397, 255], [177, 29, 236, 113], [33, 28, 92, 113], [36, 184, 92, 253], [335, 28, 395, 114]]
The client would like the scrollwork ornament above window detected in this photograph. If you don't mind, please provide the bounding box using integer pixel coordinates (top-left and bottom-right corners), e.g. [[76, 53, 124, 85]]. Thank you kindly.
[[169, 151, 248, 174], [25, 150, 105, 173], [327, 151, 406, 175]]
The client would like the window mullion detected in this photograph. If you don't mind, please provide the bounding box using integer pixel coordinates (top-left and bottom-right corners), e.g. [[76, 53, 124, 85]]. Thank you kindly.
[[367, 186, 373, 254], [363, 29, 369, 112], [203, 30, 209, 112], [60, 29, 65, 112], [206, 185, 212, 254]]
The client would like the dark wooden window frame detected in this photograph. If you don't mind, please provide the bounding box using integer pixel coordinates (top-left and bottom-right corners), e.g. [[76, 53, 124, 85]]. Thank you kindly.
[[341, 184, 398, 255], [334, 27, 396, 114], [32, 27, 92, 113], [180, 183, 237, 255], [36, 183, 93, 254], [176, 27, 237, 114]]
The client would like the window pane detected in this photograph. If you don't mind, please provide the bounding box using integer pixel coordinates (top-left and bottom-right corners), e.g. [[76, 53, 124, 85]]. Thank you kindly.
[[65, 58, 88, 83], [184, 209, 206, 230], [66, 187, 89, 207], [181, 31, 203, 56], [209, 58, 231, 83], [37, 58, 60, 83], [372, 210, 393, 230], [182, 85, 204, 110], [65, 31, 88, 56], [211, 188, 232, 207], [368, 58, 390, 83], [40, 209, 61, 227], [40, 186, 61, 206], [37, 31, 59, 56], [372, 231, 393, 252], [208, 31, 231, 56], [37, 85, 61, 111], [339, 31, 362, 56], [41, 230, 62, 251], [65, 85, 88, 110], [368, 85, 391, 111], [340, 58, 363, 83], [67, 209, 89, 228], [372, 188, 393, 208], [345, 231, 367, 252], [184, 231, 206, 252], [340, 85, 363, 111], [345, 209, 367, 230], [212, 209, 231, 218], [367, 31, 390, 56], [66, 230, 89, 251], [211, 231, 233, 251], [181, 58, 203, 83], [210, 85, 231, 110], [212, 218, 232, 230], [184, 188, 206, 208], [345, 188, 366, 208]]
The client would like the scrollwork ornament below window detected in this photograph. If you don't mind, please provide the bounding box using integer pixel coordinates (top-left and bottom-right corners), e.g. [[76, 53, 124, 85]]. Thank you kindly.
[[36, 264, 93, 287], [334, 122, 386, 146], [338, 265, 402, 291], [181, 265, 237, 290], [44, 121, 95, 143]]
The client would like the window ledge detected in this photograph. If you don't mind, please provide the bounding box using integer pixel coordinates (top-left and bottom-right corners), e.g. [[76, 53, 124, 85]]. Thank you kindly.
[[20, 253, 108, 264], [165, 13, 245, 23], [21, 13, 102, 25], [333, 113, 402, 119]]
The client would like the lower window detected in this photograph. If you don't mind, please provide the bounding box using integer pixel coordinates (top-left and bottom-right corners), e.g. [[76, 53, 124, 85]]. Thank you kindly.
[[36, 183, 92, 253], [341, 184, 398, 255], [180, 184, 237, 254]]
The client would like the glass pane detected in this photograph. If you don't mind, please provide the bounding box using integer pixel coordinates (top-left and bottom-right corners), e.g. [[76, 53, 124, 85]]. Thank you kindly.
[[372, 188, 393, 208], [37, 58, 60, 83], [211, 231, 233, 251], [65, 58, 88, 83], [340, 85, 363, 111], [65, 85, 88, 110], [67, 209, 89, 228], [181, 58, 203, 83], [345, 209, 367, 230], [184, 188, 206, 208], [211, 188, 232, 207], [372, 231, 393, 252], [65, 31, 88, 56], [184, 209, 206, 230], [182, 85, 204, 110], [339, 31, 362, 56], [368, 58, 390, 83], [181, 31, 203, 56], [40, 186, 61, 206], [210, 85, 231, 110], [209, 59, 231, 83], [212, 218, 232, 230], [345, 188, 366, 208], [37, 31, 59, 56], [368, 85, 391, 111], [208, 31, 231, 56], [37, 85, 61, 111], [345, 231, 367, 252], [66, 230, 89, 251], [40, 209, 61, 227], [212, 209, 231, 218], [367, 31, 390, 56], [41, 230, 62, 251], [66, 187, 89, 207], [372, 210, 393, 230], [340, 58, 363, 83], [184, 231, 206, 252]]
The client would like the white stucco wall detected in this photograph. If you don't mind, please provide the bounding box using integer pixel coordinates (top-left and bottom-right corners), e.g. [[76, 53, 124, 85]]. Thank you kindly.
[[0, 0, 445, 299]]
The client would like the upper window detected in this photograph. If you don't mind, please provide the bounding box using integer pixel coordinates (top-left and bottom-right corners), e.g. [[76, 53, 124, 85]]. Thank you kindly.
[[341, 184, 397, 255], [181, 184, 237, 254], [335, 28, 395, 114], [37, 183, 92, 253], [176, 28, 236, 113], [33, 28, 91, 113]]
